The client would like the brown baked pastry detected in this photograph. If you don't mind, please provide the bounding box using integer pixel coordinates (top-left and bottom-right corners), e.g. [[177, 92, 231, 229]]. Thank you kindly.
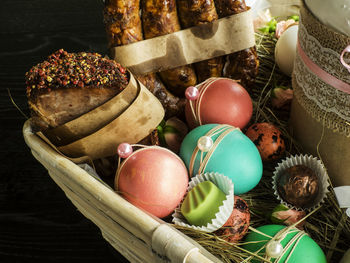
[[103, 0, 184, 117], [214, 0, 259, 89], [25, 49, 128, 132], [214, 0, 247, 17], [104, 0, 143, 48], [141, 0, 197, 97], [177, 0, 224, 82], [136, 74, 185, 118], [138, 129, 160, 146], [223, 46, 259, 88]]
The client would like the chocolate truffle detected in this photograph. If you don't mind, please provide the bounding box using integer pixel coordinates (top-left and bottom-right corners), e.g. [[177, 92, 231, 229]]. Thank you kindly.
[[277, 165, 319, 208]]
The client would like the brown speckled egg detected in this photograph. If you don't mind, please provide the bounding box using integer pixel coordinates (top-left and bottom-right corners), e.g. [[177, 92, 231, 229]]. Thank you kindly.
[[245, 122, 285, 161], [214, 196, 250, 243]]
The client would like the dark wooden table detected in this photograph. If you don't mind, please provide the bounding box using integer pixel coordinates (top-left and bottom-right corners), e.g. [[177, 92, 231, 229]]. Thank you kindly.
[[0, 1, 128, 262]]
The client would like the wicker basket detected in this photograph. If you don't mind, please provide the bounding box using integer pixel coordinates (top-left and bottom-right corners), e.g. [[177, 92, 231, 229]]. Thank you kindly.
[[23, 120, 221, 263]]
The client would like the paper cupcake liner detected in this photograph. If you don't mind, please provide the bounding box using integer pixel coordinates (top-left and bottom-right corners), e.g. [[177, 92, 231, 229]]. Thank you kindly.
[[272, 154, 329, 211], [172, 172, 234, 233]]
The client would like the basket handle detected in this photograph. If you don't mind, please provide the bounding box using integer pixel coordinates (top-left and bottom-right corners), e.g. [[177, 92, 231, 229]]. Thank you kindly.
[[151, 224, 216, 263]]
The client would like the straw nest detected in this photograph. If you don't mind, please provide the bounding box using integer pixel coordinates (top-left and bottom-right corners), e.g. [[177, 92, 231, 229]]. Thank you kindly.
[[174, 32, 350, 263]]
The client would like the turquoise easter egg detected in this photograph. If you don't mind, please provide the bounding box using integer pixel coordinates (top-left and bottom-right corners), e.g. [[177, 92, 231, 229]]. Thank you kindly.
[[179, 124, 263, 194], [243, 224, 327, 263]]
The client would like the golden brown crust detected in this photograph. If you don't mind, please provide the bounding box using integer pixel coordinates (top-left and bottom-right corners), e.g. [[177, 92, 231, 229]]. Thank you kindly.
[[138, 128, 161, 146], [224, 47, 259, 88], [214, 0, 259, 89], [177, 0, 218, 28], [142, 0, 180, 39], [142, 0, 197, 97], [194, 57, 224, 82], [157, 66, 197, 97], [177, 0, 223, 82], [103, 0, 143, 48], [104, 0, 184, 117], [214, 0, 247, 18], [26, 49, 129, 131], [136, 73, 185, 118]]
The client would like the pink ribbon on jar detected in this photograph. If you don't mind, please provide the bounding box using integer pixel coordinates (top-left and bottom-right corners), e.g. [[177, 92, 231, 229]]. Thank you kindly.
[[340, 45, 350, 74], [297, 42, 350, 94]]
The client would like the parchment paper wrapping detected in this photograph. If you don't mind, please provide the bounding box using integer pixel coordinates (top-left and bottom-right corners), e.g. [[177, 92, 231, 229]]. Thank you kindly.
[[34, 72, 164, 161], [44, 72, 139, 146], [290, 1, 350, 189], [57, 79, 164, 160], [111, 11, 255, 75]]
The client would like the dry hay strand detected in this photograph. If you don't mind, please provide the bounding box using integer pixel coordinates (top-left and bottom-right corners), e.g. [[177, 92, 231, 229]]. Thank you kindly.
[[174, 32, 350, 262]]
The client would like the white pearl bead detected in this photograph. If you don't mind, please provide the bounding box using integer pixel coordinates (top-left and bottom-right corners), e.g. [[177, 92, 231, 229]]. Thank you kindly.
[[266, 240, 283, 258], [197, 136, 213, 152]]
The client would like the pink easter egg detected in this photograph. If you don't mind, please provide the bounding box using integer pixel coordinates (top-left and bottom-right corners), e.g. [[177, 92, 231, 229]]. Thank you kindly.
[[116, 147, 189, 218], [185, 78, 253, 129]]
